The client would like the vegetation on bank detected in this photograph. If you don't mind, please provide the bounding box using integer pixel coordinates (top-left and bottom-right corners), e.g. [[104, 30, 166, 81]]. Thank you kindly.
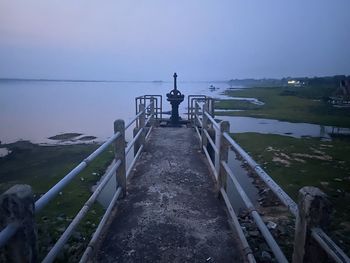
[[215, 83, 350, 128], [217, 77, 350, 254], [0, 140, 114, 261], [232, 132, 350, 254]]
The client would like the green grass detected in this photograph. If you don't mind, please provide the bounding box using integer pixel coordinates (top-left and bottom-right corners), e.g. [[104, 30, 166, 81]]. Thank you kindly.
[[215, 86, 350, 127], [231, 133, 350, 254], [0, 141, 115, 261], [215, 99, 261, 110]]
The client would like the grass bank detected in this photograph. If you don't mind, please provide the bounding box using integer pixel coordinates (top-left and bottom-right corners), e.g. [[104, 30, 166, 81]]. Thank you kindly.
[[216, 86, 350, 127], [232, 132, 350, 254], [0, 141, 114, 261]]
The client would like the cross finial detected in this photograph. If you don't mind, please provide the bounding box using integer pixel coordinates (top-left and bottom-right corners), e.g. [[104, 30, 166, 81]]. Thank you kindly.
[[173, 72, 177, 90]]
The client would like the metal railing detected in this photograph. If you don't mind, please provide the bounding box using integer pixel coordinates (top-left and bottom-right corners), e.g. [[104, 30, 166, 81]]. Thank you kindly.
[[191, 98, 350, 263], [136, 95, 162, 120], [0, 95, 160, 262]]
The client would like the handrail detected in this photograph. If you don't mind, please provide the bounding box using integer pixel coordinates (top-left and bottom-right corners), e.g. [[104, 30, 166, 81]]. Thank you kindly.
[[222, 132, 298, 216], [189, 97, 350, 263], [0, 131, 121, 248], [35, 131, 122, 213], [79, 186, 122, 263], [203, 129, 219, 155], [188, 95, 207, 121], [202, 145, 218, 179], [222, 133, 349, 263], [125, 128, 143, 155], [0, 222, 19, 248], [135, 95, 162, 119], [220, 188, 256, 263], [204, 111, 220, 130], [125, 111, 143, 130], [222, 161, 288, 263], [0, 94, 160, 262], [311, 228, 350, 263], [126, 100, 154, 130], [42, 160, 122, 263], [145, 126, 153, 140], [126, 145, 144, 178]]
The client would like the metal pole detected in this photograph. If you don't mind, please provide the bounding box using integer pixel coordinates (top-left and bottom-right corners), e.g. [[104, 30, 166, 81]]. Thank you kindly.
[[114, 120, 126, 197], [201, 103, 208, 151], [139, 104, 146, 147], [218, 121, 229, 191], [194, 102, 199, 127], [222, 161, 289, 263]]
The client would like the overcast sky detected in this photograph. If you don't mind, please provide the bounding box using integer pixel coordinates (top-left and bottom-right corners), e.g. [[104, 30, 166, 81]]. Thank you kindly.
[[0, 0, 349, 81]]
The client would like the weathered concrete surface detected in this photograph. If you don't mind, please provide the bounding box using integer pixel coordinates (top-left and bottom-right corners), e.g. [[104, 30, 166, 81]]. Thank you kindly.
[[93, 127, 243, 262], [0, 184, 37, 263]]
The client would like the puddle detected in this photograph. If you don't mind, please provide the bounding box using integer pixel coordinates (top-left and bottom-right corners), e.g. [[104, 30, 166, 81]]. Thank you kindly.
[[0, 148, 11, 157]]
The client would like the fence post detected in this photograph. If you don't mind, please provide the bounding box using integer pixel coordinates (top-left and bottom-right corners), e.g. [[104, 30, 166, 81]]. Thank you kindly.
[[292, 186, 331, 263], [149, 97, 155, 127], [201, 103, 208, 151], [209, 98, 215, 117], [194, 101, 199, 127], [139, 103, 146, 146], [218, 121, 230, 191], [214, 126, 221, 177], [114, 120, 126, 197], [133, 103, 145, 156], [0, 184, 37, 263]]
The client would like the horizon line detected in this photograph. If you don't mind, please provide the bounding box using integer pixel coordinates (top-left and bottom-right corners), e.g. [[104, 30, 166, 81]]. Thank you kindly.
[[0, 74, 349, 84]]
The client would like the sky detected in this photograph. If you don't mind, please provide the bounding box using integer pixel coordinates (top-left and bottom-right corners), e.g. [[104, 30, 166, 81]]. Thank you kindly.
[[0, 0, 349, 81]]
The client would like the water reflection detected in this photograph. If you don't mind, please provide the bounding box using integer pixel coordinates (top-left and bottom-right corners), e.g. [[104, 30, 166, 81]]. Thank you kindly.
[[218, 116, 350, 139], [0, 148, 11, 157], [0, 80, 231, 143], [226, 150, 258, 212]]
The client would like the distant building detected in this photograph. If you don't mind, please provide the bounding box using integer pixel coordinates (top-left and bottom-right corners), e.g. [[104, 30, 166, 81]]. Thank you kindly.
[[327, 80, 350, 107], [338, 80, 350, 96], [287, 80, 304, 87]]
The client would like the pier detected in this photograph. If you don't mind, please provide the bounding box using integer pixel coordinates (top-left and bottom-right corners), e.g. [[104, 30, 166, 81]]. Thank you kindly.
[[1, 79, 350, 262], [93, 127, 242, 262]]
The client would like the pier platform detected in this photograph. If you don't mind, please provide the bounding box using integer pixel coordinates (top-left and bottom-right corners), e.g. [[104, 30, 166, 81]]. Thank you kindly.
[[93, 127, 243, 262]]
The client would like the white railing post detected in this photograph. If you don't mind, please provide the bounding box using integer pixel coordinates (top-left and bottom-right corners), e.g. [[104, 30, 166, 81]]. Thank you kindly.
[[209, 98, 215, 117], [194, 101, 199, 127], [133, 103, 145, 156], [292, 187, 331, 263], [150, 97, 155, 126], [114, 120, 126, 197], [201, 103, 208, 151], [218, 122, 230, 191], [214, 126, 221, 177], [139, 103, 146, 146]]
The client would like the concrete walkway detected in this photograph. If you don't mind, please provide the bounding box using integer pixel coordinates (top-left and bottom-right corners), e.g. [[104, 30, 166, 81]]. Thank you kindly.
[[93, 127, 243, 262]]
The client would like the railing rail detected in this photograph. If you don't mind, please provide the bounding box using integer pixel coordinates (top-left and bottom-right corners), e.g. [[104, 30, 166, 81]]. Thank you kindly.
[[0, 95, 161, 262], [190, 98, 350, 263], [135, 95, 162, 120]]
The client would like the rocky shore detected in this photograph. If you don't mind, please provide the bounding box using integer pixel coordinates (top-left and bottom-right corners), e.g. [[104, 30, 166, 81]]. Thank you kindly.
[[234, 150, 296, 262]]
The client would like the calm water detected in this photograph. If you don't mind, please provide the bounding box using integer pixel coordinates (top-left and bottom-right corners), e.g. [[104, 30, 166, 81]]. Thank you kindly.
[[2, 80, 347, 212], [2, 80, 347, 143], [219, 116, 350, 139], [0, 80, 232, 144]]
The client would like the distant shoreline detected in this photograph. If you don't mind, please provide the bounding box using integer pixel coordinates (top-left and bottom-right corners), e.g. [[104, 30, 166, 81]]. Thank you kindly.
[[0, 78, 227, 83], [1, 74, 348, 85], [0, 78, 167, 83]]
